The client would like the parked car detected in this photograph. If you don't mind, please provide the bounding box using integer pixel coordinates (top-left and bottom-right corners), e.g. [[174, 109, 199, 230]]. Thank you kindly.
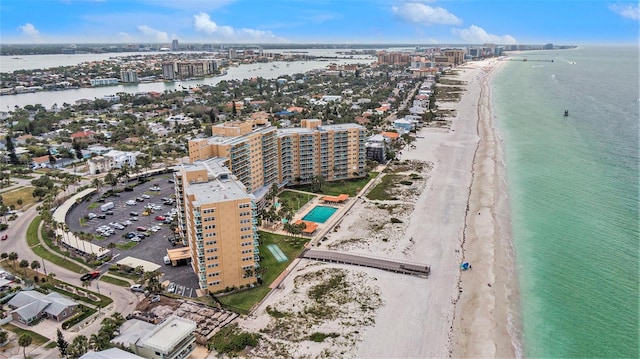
[[126, 200, 136, 206], [150, 185, 161, 191], [125, 232, 137, 239], [129, 212, 140, 217], [136, 197, 144, 202], [97, 213, 107, 219], [151, 294, 161, 303], [130, 236, 142, 242], [130, 216, 139, 221], [87, 213, 97, 219], [1, 234, 8, 241], [105, 211, 114, 216], [121, 220, 132, 226], [155, 216, 166, 221], [136, 226, 148, 232], [163, 255, 171, 265], [130, 284, 144, 292], [80, 271, 100, 281], [141, 194, 151, 199]]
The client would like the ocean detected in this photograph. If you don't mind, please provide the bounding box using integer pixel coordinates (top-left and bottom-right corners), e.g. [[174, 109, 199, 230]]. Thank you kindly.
[[492, 46, 639, 358]]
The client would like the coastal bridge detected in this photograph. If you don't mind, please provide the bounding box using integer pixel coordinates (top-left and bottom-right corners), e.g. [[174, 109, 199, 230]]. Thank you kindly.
[[301, 249, 430, 277]]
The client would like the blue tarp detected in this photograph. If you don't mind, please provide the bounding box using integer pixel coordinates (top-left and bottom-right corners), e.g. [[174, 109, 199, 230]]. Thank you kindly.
[[460, 262, 470, 270]]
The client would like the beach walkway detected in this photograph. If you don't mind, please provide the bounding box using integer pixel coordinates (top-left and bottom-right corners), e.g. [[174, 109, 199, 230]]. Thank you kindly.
[[302, 249, 430, 277]]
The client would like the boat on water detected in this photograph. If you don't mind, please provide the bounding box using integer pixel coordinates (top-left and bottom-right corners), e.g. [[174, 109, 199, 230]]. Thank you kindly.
[[564, 110, 569, 117]]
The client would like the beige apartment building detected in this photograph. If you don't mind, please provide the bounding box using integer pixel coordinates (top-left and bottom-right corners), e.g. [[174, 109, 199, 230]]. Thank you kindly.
[[182, 119, 365, 293], [188, 119, 278, 194], [175, 158, 259, 293]]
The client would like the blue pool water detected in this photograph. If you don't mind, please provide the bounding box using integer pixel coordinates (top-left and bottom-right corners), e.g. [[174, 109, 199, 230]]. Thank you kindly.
[[302, 206, 337, 223]]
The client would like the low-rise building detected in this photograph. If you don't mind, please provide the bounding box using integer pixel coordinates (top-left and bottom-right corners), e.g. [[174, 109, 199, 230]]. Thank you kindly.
[[8, 291, 79, 325], [112, 315, 197, 359]]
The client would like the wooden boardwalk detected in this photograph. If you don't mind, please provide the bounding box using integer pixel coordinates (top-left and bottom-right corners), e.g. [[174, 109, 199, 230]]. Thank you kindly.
[[302, 249, 430, 277]]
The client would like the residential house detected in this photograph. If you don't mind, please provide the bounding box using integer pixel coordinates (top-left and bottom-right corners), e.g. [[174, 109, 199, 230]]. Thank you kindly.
[[8, 291, 79, 325], [112, 315, 196, 359]]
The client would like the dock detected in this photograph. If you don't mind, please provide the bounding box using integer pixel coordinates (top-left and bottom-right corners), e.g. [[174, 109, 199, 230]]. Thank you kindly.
[[302, 249, 430, 277]]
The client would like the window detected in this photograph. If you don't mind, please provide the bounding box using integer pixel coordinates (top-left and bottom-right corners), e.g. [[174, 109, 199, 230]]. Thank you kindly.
[[203, 209, 215, 214], [205, 240, 217, 245]]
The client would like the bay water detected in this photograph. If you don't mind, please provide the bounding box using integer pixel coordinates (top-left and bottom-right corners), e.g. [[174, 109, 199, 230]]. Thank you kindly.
[[493, 46, 639, 357]]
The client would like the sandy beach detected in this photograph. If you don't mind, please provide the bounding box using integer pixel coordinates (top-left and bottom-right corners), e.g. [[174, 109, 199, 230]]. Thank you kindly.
[[239, 58, 518, 358]]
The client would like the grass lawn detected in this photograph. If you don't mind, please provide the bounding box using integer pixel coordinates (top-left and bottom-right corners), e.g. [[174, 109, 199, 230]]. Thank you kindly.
[[115, 241, 138, 250], [294, 172, 378, 196], [217, 231, 308, 314], [0, 186, 36, 209], [31, 244, 86, 273], [2, 323, 50, 345], [277, 191, 316, 212], [42, 282, 113, 308], [26, 215, 41, 247], [100, 275, 131, 287]]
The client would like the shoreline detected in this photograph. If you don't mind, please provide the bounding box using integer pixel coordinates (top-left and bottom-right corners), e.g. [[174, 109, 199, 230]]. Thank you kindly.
[[450, 59, 520, 358], [238, 58, 519, 358]]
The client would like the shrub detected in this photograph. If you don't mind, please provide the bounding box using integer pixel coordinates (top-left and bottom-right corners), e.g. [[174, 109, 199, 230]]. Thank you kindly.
[[399, 180, 413, 186], [390, 218, 403, 224], [309, 332, 339, 342], [209, 323, 260, 354]]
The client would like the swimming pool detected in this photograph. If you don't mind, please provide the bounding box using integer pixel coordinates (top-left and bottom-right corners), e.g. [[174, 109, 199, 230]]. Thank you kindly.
[[302, 205, 338, 223]]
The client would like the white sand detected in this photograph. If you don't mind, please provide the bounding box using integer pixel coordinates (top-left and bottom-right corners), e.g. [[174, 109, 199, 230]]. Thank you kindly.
[[240, 59, 517, 358]]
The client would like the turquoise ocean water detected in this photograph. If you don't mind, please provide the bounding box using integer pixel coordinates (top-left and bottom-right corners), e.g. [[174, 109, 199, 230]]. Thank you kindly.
[[493, 47, 639, 358]]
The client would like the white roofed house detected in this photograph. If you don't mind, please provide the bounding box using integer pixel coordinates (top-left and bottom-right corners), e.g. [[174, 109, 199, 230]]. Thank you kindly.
[[87, 150, 140, 175], [7, 291, 79, 325], [112, 315, 197, 359]]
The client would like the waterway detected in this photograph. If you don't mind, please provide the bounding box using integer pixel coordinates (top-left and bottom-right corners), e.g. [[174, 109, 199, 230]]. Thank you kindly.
[[0, 58, 373, 109]]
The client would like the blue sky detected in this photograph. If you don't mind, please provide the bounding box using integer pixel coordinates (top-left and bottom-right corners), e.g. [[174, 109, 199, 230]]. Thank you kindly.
[[0, 0, 638, 45]]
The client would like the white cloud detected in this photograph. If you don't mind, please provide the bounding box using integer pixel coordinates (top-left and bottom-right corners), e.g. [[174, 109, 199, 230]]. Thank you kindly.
[[193, 12, 280, 41], [137, 25, 170, 42], [452, 25, 517, 44], [609, 3, 640, 20], [118, 32, 132, 41], [18, 23, 40, 37], [392, 2, 461, 25]]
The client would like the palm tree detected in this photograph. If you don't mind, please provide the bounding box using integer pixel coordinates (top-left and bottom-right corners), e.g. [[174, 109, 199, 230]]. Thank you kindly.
[[91, 178, 103, 193], [8, 252, 18, 269], [18, 334, 32, 359], [30, 261, 41, 278], [19, 259, 29, 277]]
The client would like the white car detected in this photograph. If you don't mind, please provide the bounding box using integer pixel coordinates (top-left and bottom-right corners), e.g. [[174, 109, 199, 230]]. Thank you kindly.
[[130, 236, 142, 242], [130, 217, 139, 221], [126, 200, 137, 206], [121, 220, 132, 226], [113, 224, 125, 230], [130, 284, 144, 292], [150, 186, 160, 191], [141, 194, 151, 199], [87, 213, 97, 219]]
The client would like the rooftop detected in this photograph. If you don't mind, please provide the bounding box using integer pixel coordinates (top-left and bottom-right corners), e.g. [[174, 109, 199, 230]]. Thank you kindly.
[[182, 157, 251, 204], [141, 315, 196, 353]]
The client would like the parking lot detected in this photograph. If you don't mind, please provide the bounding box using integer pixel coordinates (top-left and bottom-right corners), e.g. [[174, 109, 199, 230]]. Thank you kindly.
[[66, 173, 200, 297]]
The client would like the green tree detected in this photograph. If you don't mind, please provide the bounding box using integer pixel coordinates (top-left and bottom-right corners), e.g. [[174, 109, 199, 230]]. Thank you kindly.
[[18, 334, 32, 359], [30, 260, 41, 277], [56, 328, 69, 358], [0, 330, 7, 345], [19, 259, 29, 276], [67, 335, 88, 358], [8, 252, 18, 269]]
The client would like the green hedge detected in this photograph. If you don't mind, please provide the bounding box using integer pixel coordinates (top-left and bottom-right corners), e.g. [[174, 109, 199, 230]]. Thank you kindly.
[[61, 305, 96, 330]]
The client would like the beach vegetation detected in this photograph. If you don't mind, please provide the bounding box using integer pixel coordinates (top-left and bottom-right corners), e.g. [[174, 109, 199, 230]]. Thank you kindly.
[[209, 323, 260, 355], [390, 218, 403, 224], [309, 332, 340, 342]]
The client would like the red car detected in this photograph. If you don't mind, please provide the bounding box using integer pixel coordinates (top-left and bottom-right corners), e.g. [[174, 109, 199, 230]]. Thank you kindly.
[[154, 216, 166, 221], [0, 234, 7, 241]]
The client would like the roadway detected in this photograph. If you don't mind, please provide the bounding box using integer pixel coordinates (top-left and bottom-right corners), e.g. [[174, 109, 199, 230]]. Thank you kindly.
[[4, 201, 140, 358]]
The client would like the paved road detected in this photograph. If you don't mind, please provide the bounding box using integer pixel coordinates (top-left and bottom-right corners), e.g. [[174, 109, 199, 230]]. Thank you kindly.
[[4, 203, 140, 358]]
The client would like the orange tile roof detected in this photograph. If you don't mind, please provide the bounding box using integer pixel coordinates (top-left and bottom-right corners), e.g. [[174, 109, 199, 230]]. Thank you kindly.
[[294, 220, 318, 234], [381, 131, 400, 139]]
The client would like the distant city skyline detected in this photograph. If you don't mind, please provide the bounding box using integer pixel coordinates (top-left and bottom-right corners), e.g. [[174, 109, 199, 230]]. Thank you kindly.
[[0, 0, 638, 45]]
